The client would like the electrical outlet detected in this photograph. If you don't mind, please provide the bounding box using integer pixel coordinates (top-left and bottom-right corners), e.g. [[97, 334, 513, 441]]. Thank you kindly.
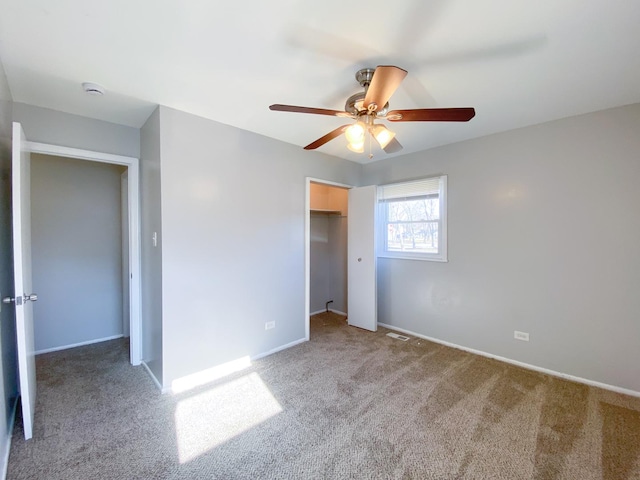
[[514, 330, 529, 342], [265, 321, 276, 330]]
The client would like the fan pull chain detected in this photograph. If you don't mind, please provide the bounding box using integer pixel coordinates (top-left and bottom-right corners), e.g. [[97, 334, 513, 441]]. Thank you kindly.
[[368, 128, 373, 159]]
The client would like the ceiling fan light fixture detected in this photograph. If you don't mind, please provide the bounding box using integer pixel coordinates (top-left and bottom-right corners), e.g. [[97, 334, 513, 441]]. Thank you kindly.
[[347, 140, 364, 153], [371, 124, 395, 149], [344, 121, 365, 144]]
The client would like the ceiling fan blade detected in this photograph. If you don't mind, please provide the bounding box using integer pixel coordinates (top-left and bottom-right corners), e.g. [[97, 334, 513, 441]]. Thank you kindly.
[[386, 108, 476, 122], [383, 137, 403, 154], [269, 104, 351, 117], [363, 66, 408, 112], [304, 125, 349, 150]]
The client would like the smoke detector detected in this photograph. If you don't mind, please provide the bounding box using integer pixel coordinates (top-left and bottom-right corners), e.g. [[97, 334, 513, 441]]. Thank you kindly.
[[82, 82, 105, 96]]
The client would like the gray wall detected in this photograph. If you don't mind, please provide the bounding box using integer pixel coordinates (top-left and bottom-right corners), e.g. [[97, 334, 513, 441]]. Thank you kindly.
[[158, 106, 361, 386], [363, 103, 640, 392], [140, 107, 163, 384], [31, 154, 125, 352], [0, 59, 17, 472], [12, 103, 140, 158]]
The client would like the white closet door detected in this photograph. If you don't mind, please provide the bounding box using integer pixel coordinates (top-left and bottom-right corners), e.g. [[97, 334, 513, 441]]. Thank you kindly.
[[347, 185, 377, 331]]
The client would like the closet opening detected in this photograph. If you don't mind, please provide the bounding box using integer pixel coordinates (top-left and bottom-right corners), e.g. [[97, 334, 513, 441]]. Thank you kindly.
[[305, 178, 352, 339]]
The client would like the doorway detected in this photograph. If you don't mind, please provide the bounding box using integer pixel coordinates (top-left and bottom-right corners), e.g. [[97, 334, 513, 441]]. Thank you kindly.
[[26, 141, 141, 365], [305, 178, 352, 339], [31, 153, 128, 355]]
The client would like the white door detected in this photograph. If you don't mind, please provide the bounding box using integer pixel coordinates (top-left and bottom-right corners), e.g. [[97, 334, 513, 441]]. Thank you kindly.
[[11, 122, 37, 440], [347, 185, 377, 331]]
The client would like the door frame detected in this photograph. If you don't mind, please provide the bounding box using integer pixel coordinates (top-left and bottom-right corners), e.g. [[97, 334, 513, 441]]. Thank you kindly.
[[304, 177, 353, 341], [121, 170, 130, 338], [26, 141, 142, 365]]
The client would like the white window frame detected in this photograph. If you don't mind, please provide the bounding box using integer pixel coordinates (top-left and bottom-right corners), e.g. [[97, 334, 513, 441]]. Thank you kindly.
[[377, 175, 448, 262]]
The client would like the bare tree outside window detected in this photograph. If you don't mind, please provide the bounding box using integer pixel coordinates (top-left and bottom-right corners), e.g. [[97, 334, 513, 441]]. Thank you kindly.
[[386, 196, 439, 253]]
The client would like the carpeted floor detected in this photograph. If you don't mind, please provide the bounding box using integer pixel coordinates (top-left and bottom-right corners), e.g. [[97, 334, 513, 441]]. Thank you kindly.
[[7, 312, 640, 479]]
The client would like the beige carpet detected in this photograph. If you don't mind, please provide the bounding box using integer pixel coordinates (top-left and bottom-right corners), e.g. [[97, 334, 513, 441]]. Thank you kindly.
[[7, 312, 640, 479]]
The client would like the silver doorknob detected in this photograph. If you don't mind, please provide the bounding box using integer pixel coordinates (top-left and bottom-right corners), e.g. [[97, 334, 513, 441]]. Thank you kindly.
[[2, 297, 14, 304], [24, 294, 38, 302]]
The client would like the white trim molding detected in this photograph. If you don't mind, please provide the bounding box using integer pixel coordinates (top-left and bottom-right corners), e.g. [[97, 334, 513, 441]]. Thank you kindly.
[[35, 335, 125, 355], [310, 309, 347, 317], [26, 142, 137, 165], [164, 338, 308, 396], [252, 337, 307, 361], [141, 361, 163, 392], [378, 323, 640, 399]]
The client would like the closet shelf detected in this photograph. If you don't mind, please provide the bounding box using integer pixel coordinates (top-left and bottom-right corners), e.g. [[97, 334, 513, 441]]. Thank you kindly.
[[310, 209, 343, 217]]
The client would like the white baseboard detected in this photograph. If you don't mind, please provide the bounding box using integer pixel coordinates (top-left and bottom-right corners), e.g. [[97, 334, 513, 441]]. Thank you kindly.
[[310, 309, 347, 316], [141, 361, 163, 392], [252, 337, 307, 361], [164, 337, 308, 395], [0, 397, 18, 480], [378, 323, 640, 399], [35, 334, 125, 355]]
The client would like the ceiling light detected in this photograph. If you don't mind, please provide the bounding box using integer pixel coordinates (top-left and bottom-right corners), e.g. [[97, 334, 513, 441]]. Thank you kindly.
[[371, 124, 395, 149], [82, 82, 105, 96], [345, 121, 365, 144], [347, 141, 364, 153]]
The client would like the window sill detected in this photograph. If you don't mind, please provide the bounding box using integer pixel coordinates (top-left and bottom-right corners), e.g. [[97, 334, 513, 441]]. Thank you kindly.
[[377, 253, 448, 263]]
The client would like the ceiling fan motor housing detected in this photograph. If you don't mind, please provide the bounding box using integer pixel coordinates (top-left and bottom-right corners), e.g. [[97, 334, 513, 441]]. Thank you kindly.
[[355, 68, 376, 88], [347, 68, 389, 116], [345, 92, 389, 116]]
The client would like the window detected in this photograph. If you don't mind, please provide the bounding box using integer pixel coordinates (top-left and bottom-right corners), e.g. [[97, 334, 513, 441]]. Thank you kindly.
[[378, 175, 447, 262]]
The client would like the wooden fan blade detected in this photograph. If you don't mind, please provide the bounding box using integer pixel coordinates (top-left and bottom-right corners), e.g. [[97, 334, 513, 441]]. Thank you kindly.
[[304, 125, 349, 150], [269, 104, 351, 117], [363, 66, 408, 112], [386, 108, 476, 122], [383, 137, 403, 154]]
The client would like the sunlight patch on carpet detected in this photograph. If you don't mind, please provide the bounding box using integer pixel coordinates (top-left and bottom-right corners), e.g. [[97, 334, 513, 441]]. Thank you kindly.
[[175, 372, 283, 463], [171, 356, 253, 394]]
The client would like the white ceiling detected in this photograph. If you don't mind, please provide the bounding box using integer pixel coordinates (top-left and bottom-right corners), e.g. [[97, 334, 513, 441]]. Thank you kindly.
[[0, 0, 639, 163]]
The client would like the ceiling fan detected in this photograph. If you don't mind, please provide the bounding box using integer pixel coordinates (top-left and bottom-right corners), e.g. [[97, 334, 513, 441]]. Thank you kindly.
[[269, 65, 475, 156]]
